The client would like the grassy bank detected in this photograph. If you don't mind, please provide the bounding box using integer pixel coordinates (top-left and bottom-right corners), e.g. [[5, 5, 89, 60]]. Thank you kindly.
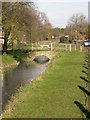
[[1, 55, 15, 67], [3, 51, 88, 118], [1, 49, 30, 68]]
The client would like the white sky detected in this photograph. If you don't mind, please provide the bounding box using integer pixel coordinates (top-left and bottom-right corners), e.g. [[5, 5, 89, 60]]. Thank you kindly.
[[34, 0, 88, 28]]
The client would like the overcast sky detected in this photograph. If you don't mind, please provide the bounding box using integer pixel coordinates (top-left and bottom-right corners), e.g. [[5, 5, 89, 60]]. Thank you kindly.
[[34, 0, 88, 28]]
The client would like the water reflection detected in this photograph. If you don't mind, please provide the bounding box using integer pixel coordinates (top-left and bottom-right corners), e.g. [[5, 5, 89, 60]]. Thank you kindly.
[[2, 61, 46, 110]]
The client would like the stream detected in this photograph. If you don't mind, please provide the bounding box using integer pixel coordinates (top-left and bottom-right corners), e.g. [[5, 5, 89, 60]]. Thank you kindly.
[[2, 59, 47, 110]]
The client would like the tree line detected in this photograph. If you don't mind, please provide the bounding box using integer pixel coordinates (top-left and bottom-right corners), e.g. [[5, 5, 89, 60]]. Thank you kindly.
[[53, 13, 88, 43], [2, 2, 53, 54], [2, 1, 88, 54]]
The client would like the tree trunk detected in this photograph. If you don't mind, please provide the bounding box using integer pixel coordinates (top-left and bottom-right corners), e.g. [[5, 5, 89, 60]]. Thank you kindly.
[[2, 28, 11, 54], [3, 34, 8, 54]]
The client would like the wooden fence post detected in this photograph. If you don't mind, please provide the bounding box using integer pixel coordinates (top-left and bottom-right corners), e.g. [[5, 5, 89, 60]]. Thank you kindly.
[[80, 45, 82, 52], [69, 44, 71, 52], [51, 43, 53, 51], [65, 44, 67, 51], [74, 45, 76, 51]]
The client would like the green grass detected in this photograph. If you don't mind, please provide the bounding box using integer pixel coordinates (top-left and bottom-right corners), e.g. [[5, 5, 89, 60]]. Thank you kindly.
[[18, 44, 32, 51], [53, 44, 66, 51], [3, 51, 87, 118], [2, 54, 15, 67], [7, 44, 32, 51]]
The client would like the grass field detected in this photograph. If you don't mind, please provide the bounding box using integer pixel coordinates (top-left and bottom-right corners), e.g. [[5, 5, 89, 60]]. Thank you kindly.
[[3, 50, 88, 118]]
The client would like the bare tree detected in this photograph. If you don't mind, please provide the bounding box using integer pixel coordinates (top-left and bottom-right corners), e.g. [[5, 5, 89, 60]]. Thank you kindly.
[[40, 12, 53, 40], [67, 13, 88, 40]]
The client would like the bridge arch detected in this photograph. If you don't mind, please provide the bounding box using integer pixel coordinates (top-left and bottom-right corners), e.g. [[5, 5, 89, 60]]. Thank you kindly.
[[29, 51, 55, 61], [33, 55, 50, 63]]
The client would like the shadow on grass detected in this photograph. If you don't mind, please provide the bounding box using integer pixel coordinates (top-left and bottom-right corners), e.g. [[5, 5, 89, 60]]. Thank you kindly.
[[74, 101, 90, 118], [82, 70, 88, 75], [78, 85, 90, 96], [85, 56, 88, 59], [83, 63, 87, 66], [85, 60, 88, 63], [80, 76, 89, 83], [82, 65, 88, 70]]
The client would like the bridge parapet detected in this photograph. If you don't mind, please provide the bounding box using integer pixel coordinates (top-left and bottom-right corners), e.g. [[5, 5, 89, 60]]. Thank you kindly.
[[32, 42, 53, 51]]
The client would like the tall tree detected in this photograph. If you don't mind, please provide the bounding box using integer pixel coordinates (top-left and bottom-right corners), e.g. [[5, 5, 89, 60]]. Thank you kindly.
[[2, 2, 53, 54], [2, 2, 35, 53], [67, 13, 88, 40]]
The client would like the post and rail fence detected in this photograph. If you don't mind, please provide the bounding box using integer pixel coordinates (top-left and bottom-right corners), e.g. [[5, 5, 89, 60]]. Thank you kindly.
[[31, 42, 85, 52], [54, 43, 84, 52]]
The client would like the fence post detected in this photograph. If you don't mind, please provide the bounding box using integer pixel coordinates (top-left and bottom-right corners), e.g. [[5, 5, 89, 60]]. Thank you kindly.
[[65, 44, 67, 51], [69, 44, 71, 52], [51, 43, 53, 51], [74, 45, 76, 51], [80, 45, 82, 52], [32, 43, 34, 51]]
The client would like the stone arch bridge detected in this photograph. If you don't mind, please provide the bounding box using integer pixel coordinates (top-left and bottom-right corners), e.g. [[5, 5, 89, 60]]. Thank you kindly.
[[29, 51, 55, 61]]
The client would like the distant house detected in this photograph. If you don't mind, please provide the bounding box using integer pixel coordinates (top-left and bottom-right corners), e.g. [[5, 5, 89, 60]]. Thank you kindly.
[[51, 35, 55, 39], [20, 40, 26, 44]]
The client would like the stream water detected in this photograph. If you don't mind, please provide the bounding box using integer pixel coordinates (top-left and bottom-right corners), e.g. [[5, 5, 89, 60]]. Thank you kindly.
[[2, 60, 46, 110]]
